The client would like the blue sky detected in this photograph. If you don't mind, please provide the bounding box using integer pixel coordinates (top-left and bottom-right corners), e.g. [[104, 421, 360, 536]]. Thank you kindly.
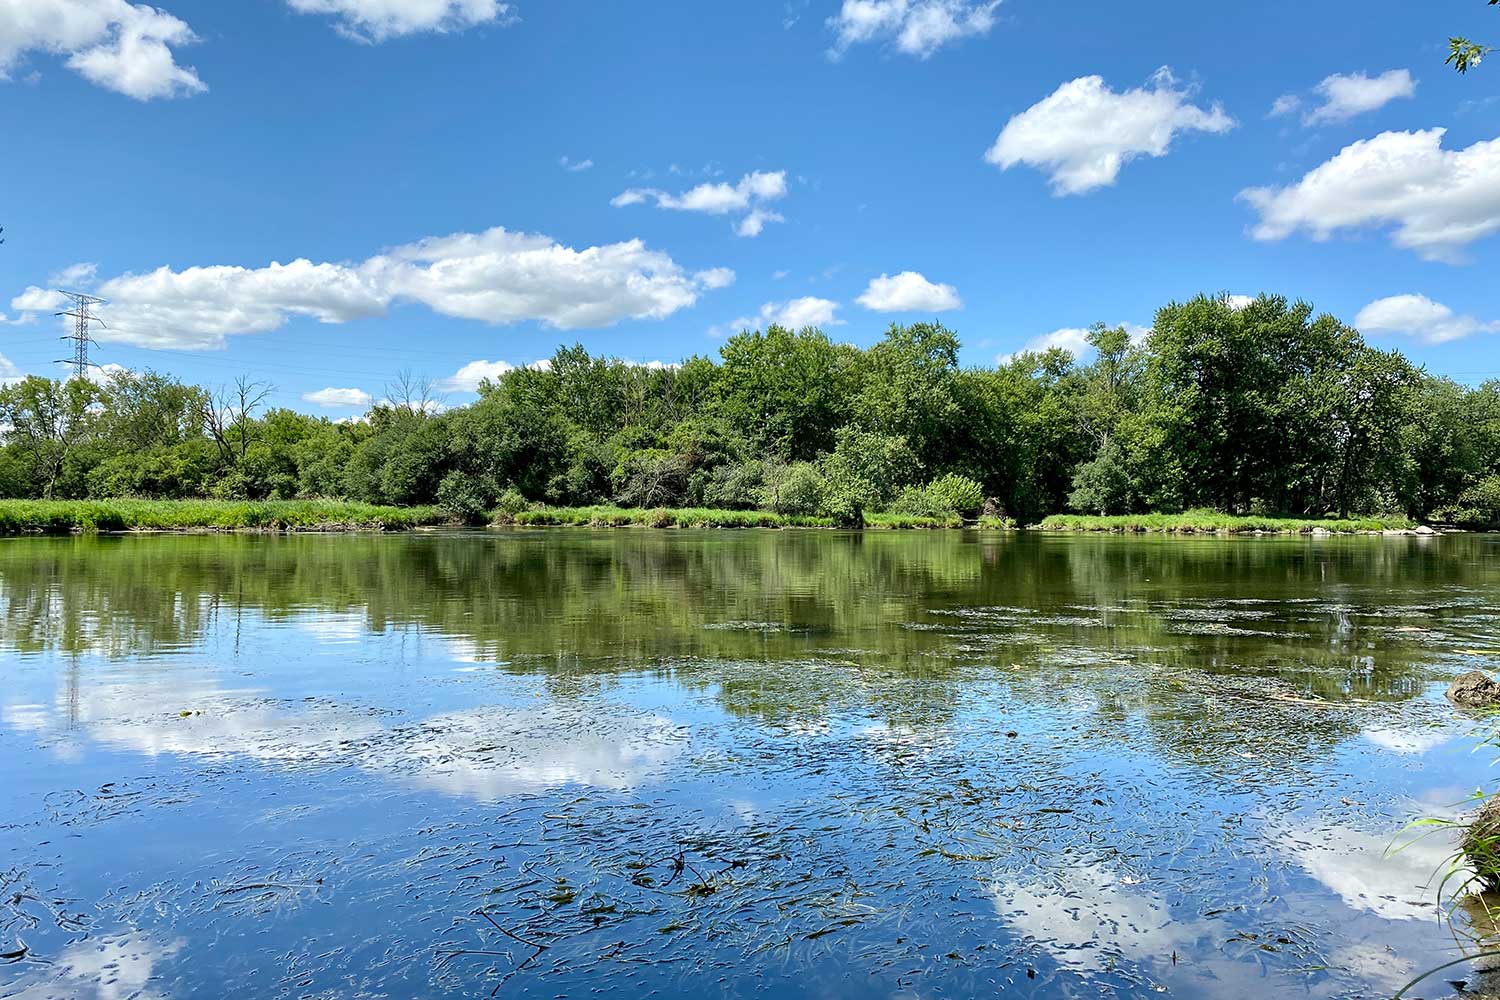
[[1, 0, 1497, 415]]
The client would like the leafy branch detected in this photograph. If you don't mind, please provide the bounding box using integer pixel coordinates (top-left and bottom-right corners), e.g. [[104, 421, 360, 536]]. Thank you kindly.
[[1448, 0, 1499, 73]]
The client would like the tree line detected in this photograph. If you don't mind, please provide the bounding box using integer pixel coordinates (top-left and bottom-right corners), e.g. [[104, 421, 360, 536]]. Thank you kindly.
[[2, 293, 1498, 526]]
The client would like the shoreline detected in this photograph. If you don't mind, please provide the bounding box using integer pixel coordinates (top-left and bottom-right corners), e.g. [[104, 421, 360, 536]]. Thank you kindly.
[[0, 500, 1461, 537]]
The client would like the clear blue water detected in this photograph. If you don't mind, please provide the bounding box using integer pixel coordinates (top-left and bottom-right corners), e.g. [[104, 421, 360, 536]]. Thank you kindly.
[[1, 530, 1497, 999]]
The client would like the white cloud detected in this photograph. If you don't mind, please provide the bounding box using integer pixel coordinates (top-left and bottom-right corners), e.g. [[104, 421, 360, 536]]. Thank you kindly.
[[47, 261, 98, 288], [1303, 69, 1415, 125], [285, 0, 511, 42], [1003, 326, 1091, 362], [856, 270, 961, 312], [693, 266, 736, 290], [9, 227, 731, 350], [991, 863, 1205, 972], [1355, 294, 1499, 344], [1240, 128, 1500, 262], [719, 296, 841, 335], [9, 286, 66, 313], [559, 155, 593, 172], [0, 0, 206, 100], [439, 358, 514, 392], [735, 207, 785, 238], [613, 170, 789, 238], [985, 67, 1235, 196], [999, 322, 1149, 363], [1272, 817, 1457, 922], [1268, 93, 1301, 118], [827, 0, 999, 59], [1224, 294, 1254, 310], [0, 352, 22, 385], [302, 386, 373, 408]]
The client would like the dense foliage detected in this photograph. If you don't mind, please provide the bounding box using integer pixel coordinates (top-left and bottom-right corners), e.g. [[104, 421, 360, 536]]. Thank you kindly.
[[3, 293, 1498, 527]]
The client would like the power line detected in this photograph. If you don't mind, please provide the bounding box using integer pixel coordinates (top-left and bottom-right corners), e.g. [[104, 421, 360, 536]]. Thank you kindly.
[[54, 290, 107, 379]]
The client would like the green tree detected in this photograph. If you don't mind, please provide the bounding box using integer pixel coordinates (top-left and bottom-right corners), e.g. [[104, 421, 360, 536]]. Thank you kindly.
[[716, 325, 863, 461]]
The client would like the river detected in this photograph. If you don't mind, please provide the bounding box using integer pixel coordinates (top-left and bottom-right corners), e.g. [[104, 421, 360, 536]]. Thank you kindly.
[[1, 530, 1497, 998]]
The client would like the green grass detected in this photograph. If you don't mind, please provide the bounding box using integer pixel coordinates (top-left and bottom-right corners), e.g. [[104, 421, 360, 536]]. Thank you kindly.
[[508, 505, 831, 528], [505, 506, 988, 530], [0, 499, 450, 534], [1036, 510, 1416, 534]]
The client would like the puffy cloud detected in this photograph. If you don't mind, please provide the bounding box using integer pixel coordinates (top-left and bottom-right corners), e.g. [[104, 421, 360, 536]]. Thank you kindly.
[[985, 67, 1234, 196], [856, 270, 961, 312], [1268, 94, 1301, 118], [999, 322, 1149, 363], [1223, 294, 1254, 310], [1239, 129, 1500, 262], [285, 0, 511, 42], [693, 266, 736, 290], [1001, 326, 1091, 362], [0, 0, 206, 100], [827, 0, 999, 59], [1302, 69, 1415, 125], [991, 863, 1205, 972], [613, 170, 789, 238], [302, 386, 373, 408], [438, 359, 514, 392], [9, 227, 731, 350], [735, 207, 785, 238], [718, 296, 841, 335], [0, 352, 21, 385], [48, 261, 98, 288], [559, 155, 593, 172], [1355, 294, 1498, 344], [9, 286, 66, 313]]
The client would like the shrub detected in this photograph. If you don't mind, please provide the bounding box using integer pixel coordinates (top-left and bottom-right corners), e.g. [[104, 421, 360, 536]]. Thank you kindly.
[[762, 461, 822, 516], [436, 470, 496, 523], [889, 484, 945, 519], [926, 474, 985, 516], [823, 427, 917, 508], [613, 449, 689, 509], [701, 459, 765, 510], [1068, 439, 1136, 515], [492, 486, 531, 519]]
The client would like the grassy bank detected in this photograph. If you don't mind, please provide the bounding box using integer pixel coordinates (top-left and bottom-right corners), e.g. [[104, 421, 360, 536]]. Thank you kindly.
[[0, 500, 1417, 536], [503, 505, 1007, 529], [1037, 511, 1417, 534], [0, 499, 449, 534]]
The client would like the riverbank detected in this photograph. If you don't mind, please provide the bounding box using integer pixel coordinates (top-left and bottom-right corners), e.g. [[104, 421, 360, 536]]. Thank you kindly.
[[1037, 512, 1420, 534], [0, 499, 449, 534], [0, 500, 1427, 536], [504, 505, 1015, 530]]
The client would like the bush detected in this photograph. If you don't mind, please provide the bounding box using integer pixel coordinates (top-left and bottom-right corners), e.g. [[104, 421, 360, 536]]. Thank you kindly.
[[1069, 439, 1136, 515], [762, 461, 822, 516], [925, 474, 985, 516], [823, 427, 917, 508], [613, 449, 689, 508], [1442, 474, 1500, 527], [889, 484, 945, 519], [436, 470, 496, 523], [701, 459, 765, 510]]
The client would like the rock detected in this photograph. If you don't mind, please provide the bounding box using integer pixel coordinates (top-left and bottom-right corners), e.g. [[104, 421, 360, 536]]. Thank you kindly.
[[1416, 524, 1438, 535], [1465, 797, 1500, 893], [1448, 671, 1500, 708]]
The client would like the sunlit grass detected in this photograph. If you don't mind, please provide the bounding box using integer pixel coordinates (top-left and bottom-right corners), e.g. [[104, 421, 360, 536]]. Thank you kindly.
[[1037, 510, 1416, 534], [0, 499, 449, 534], [506, 506, 989, 529]]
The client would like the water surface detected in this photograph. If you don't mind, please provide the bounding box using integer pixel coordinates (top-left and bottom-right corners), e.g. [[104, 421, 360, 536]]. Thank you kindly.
[[2, 530, 1498, 999]]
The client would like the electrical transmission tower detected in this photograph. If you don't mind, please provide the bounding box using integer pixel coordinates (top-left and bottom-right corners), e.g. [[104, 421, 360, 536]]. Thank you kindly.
[[54, 291, 107, 379]]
